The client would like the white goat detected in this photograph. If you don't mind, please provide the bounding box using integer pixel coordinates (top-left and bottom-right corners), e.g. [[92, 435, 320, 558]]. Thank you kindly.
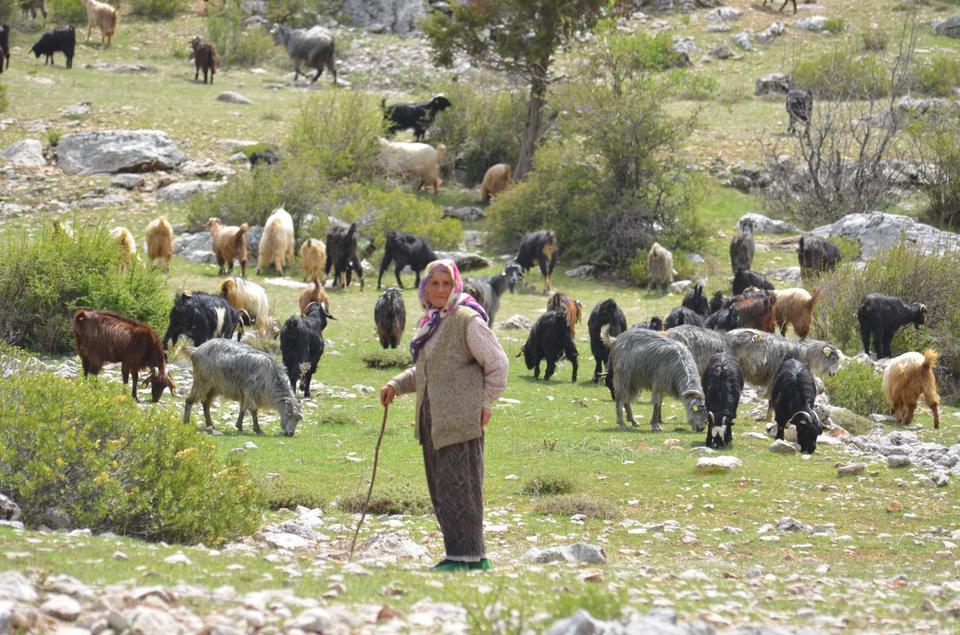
[[378, 139, 446, 194], [257, 206, 295, 276]]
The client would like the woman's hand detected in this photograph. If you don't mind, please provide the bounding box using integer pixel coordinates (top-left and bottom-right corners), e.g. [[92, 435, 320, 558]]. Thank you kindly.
[[480, 408, 491, 431], [380, 384, 396, 407]]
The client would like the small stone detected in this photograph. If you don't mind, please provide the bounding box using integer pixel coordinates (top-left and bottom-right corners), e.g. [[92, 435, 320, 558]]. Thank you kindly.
[[887, 501, 902, 513], [837, 463, 866, 477], [776, 517, 811, 532], [110, 173, 144, 190], [217, 92, 254, 105], [40, 595, 81, 621], [163, 552, 192, 565], [696, 456, 742, 472], [523, 543, 606, 564], [769, 439, 798, 454], [887, 455, 911, 468]]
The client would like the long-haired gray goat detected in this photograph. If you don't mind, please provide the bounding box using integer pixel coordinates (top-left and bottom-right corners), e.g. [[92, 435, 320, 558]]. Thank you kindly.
[[665, 324, 731, 375], [464, 262, 523, 326]]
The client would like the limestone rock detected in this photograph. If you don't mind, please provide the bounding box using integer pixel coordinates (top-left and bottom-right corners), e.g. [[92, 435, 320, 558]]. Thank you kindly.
[[40, 595, 81, 621], [837, 462, 866, 477], [756, 20, 785, 43], [156, 180, 222, 203], [770, 439, 799, 454], [934, 15, 960, 38], [343, 0, 426, 35], [706, 7, 741, 21], [1, 140, 46, 168], [0, 571, 38, 602], [498, 314, 532, 330], [795, 16, 829, 32], [442, 206, 485, 221], [217, 92, 254, 105], [888, 455, 912, 468], [434, 251, 491, 272], [59, 102, 92, 118], [811, 212, 960, 260], [737, 212, 799, 234], [111, 173, 145, 190], [0, 493, 20, 521], [523, 543, 606, 565], [731, 31, 752, 50], [127, 607, 181, 635], [755, 72, 792, 96], [696, 456, 743, 472], [57, 130, 186, 175], [565, 264, 599, 279]]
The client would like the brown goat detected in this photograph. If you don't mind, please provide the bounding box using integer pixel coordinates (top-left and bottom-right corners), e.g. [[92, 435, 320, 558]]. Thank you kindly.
[[145, 216, 173, 269], [71, 308, 175, 402], [734, 290, 777, 333], [206, 217, 248, 277], [773, 287, 821, 339], [190, 36, 217, 84], [479, 163, 512, 203], [883, 350, 941, 429], [299, 237, 327, 282], [299, 277, 331, 316], [545, 291, 583, 338], [110, 226, 136, 270], [79, 0, 117, 46]]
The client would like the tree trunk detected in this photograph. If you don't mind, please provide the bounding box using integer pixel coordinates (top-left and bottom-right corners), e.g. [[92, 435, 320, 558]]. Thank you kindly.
[[515, 71, 548, 181]]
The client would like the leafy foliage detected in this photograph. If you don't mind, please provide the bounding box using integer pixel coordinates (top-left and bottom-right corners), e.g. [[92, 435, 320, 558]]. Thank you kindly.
[[824, 361, 888, 417], [208, 1, 278, 67], [916, 54, 960, 98], [793, 48, 891, 100], [47, 0, 87, 24], [906, 110, 960, 228], [129, 0, 185, 19]]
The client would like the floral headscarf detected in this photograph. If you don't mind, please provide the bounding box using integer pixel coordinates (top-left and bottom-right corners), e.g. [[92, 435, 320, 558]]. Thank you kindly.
[[410, 259, 488, 361]]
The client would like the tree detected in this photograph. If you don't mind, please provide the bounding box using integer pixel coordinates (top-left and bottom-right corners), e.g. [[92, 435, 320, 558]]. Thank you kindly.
[[423, 0, 604, 180]]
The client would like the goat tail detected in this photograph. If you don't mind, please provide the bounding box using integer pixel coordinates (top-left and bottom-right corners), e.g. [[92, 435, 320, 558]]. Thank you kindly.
[[435, 144, 447, 161], [600, 324, 617, 349], [922, 348, 938, 370], [808, 288, 821, 308]]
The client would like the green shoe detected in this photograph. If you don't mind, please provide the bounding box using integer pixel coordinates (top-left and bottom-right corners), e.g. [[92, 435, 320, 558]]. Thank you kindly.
[[432, 559, 470, 572], [468, 558, 491, 571]]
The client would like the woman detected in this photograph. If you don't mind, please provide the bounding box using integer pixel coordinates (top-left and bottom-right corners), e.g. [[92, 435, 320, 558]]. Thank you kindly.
[[380, 259, 508, 571]]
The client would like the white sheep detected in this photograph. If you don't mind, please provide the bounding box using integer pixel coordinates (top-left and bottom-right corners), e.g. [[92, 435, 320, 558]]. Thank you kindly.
[[378, 139, 446, 194], [220, 277, 270, 337], [257, 206, 295, 276]]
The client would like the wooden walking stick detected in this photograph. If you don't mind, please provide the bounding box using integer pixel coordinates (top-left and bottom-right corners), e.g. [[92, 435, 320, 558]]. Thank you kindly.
[[348, 404, 389, 561]]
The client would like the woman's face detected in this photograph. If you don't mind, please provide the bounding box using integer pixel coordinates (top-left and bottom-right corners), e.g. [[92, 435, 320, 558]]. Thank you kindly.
[[426, 270, 454, 309]]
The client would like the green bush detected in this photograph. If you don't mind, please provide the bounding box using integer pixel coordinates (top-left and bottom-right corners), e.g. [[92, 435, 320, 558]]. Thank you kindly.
[[129, 0, 185, 19], [906, 110, 960, 227], [824, 361, 888, 417], [521, 476, 574, 497], [0, 369, 262, 544], [0, 0, 12, 22], [823, 17, 848, 35], [208, 2, 278, 67], [916, 54, 960, 98], [861, 30, 889, 52], [534, 494, 616, 519], [793, 49, 891, 100], [47, 0, 87, 25], [339, 484, 431, 515], [0, 225, 170, 354]]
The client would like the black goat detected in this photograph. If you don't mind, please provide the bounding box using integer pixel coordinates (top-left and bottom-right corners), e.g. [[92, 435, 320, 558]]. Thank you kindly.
[[279, 302, 331, 398], [798, 235, 841, 277], [771, 358, 822, 454], [709, 291, 728, 314], [665, 306, 705, 330], [588, 298, 627, 384], [701, 352, 744, 449], [249, 149, 280, 168], [0, 24, 10, 73], [786, 88, 813, 135], [704, 304, 741, 331], [324, 222, 364, 290], [516, 229, 559, 291], [31, 26, 75, 69], [633, 316, 664, 331], [21, 0, 46, 23], [857, 293, 927, 359], [163, 291, 243, 350], [682, 283, 709, 317], [377, 231, 437, 290], [730, 219, 756, 274], [763, 0, 796, 14], [374, 287, 406, 349], [464, 263, 523, 326], [190, 36, 217, 84], [521, 310, 578, 382], [733, 268, 774, 296], [383, 94, 452, 142]]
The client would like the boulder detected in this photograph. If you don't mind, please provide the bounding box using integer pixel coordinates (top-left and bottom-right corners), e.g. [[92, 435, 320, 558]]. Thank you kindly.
[[172, 231, 214, 264], [765, 266, 802, 285], [756, 20, 785, 43], [127, 607, 181, 635], [343, 0, 426, 35], [934, 15, 960, 38], [442, 206, 485, 221], [217, 92, 254, 105], [434, 251, 491, 271], [696, 456, 743, 472], [709, 44, 732, 59], [755, 72, 792, 96], [565, 264, 599, 279], [731, 31, 753, 50], [57, 130, 186, 175], [0, 494, 21, 521], [40, 595, 81, 621], [111, 173, 145, 190], [795, 16, 829, 32], [0, 571, 37, 602], [0, 140, 44, 168], [498, 315, 533, 330], [156, 181, 222, 203], [672, 36, 697, 57], [523, 543, 606, 565], [737, 212, 799, 234], [837, 463, 866, 477], [706, 7, 741, 21], [810, 211, 960, 260]]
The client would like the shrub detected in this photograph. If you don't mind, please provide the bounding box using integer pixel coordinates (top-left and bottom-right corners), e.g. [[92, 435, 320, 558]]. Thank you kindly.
[[0, 225, 170, 354], [0, 369, 262, 544], [262, 478, 326, 511], [906, 110, 960, 227], [861, 30, 889, 52], [916, 54, 960, 98], [824, 361, 888, 416], [129, 0, 185, 19], [823, 17, 848, 36], [339, 484, 431, 515], [208, 2, 277, 67], [0, 0, 11, 22], [47, 0, 87, 25], [362, 350, 412, 369], [793, 49, 891, 100], [534, 494, 616, 519], [521, 475, 574, 497]]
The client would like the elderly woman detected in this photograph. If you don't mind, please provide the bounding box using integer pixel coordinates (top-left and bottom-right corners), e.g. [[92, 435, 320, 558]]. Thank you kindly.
[[380, 259, 509, 571]]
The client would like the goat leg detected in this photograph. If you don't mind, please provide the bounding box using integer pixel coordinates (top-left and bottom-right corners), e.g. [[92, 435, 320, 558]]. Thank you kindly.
[[183, 399, 193, 425], [624, 401, 638, 429], [202, 400, 214, 430], [544, 359, 557, 381], [650, 394, 663, 432], [235, 409, 244, 432], [130, 370, 139, 402], [251, 410, 263, 435], [615, 399, 628, 431]]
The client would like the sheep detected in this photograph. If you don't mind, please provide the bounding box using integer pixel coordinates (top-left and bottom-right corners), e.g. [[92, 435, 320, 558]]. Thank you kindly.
[[0, 24, 10, 73], [31, 26, 75, 68], [299, 277, 331, 316], [857, 293, 928, 359], [730, 218, 756, 274], [588, 298, 627, 384], [299, 238, 327, 282], [144, 216, 173, 269], [771, 358, 822, 453], [382, 94, 452, 141], [763, 0, 796, 14], [665, 324, 731, 375], [163, 291, 243, 350], [732, 268, 774, 296], [190, 36, 217, 84], [280, 302, 331, 398], [704, 303, 741, 331], [183, 338, 303, 436], [110, 226, 136, 269], [270, 23, 336, 84], [665, 306, 705, 330], [516, 230, 559, 292], [701, 352, 744, 449], [733, 290, 777, 333], [374, 287, 406, 349], [256, 206, 295, 276], [220, 277, 270, 337], [682, 283, 709, 317], [377, 231, 437, 289], [479, 163, 512, 203], [71, 309, 175, 403], [773, 288, 821, 339], [324, 221, 364, 290], [883, 350, 941, 429], [798, 235, 841, 277], [521, 311, 578, 382], [79, 0, 118, 46], [378, 139, 447, 193], [646, 242, 673, 293], [603, 327, 708, 432], [786, 88, 813, 135], [206, 217, 249, 277], [464, 263, 523, 326], [546, 291, 583, 338]]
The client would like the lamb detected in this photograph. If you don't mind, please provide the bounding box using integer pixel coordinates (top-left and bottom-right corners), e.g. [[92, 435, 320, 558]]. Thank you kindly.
[[206, 217, 249, 277], [190, 36, 217, 84], [464, 263, 523, 326], [378, 139, 447, 193], [163, 291, 243, 350], [521, 310, 578, 382], [377, 230, 437, 289], [665, 324, 731, 375], [682, 283, 709, 317], [857, 293, 927, 359], [110, 226, 136, 269], [786, 88, 813, 135], [183, 338, 303, 436], [31, 26, 75, 68], [646, 242, 673, 293], [299, 238, 327, 282], [79, 0, 118, 46], [773, 287, 821, 338], [730, 218, 756, 273], [588, 298, 627, 384], [704, 304, 741, 331], [603, 327, 708, 432], [220, 277, 270, 337], [883, 350, 940, 429], [798, 235, 841, 277], [382, 94, 452, 142], [733, 290, 777, 333], [515, 230, 559, 292], [144, 216, 173, 269], [479, 163, 512, 203], [374, 287, 406, 349], [270, 23, 336, 84], [665, 306, 705, 330], [732, 268, 774, 296], [0, 24, 10, 73], [701, 352, 744, 449], [256, 206, 295, 276], [324, 221, 364, 290], [546, 291, 583, 338], [771, 359, 822, 453], [280, 302, 331, 398], [299, 277, 331, 316]]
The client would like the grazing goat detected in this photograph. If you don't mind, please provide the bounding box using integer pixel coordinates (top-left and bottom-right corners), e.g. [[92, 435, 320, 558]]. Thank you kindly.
[[324, 221, 364, 290], [383, 94, 452, 141], [588, 299, 627, 384], [280, 302, 331, 398], [377, 230, 437, 289], [270, 23, 336, 84], [633, 316, 664, 331], [546, 291, 583, 338], [603, 327, 708, 432], [374, 287, 406, 349], [79, 0, 118, 46], [709, 291, 727, 314], [0, 24, 10, 73], [771, 359, 822, 453], [190, 36, 217, 84], [31, 26, 75, 68], [464, 263, 523, 326], [857, 293, 927, 359], [786, 88, 812, 135], [521, 311, 578, 382], [163, 291, 242, 350], [704, 304, 741, 331], [516, 230, 559, 292], [378, 139, 447, 193], [883, 350, 941, 429], [220, 277, 270, 337], [20, 0, 47, 23], [732, 268, 774, 296], [299, 238, 326, 282], [763, 0, 796, 14], [479, 163, 512, 203], [206, 217, 248, 277], [110, 226, 136, 269], [773, 288, 820, 338], [257, 206, 295, 276], [730, 218, 755, 273], [249, 149, 280, 167], [646, 242, 673, 293], [798, 235, 841, 277], [665, 324, 731, 375], [733, 289, 777, 333], [184, 339, 302, 436], [72, 309, 175, 402], [145, 216, 173, 269], [665, 306, 705, 330], [299, 277, 331, 316], [682, 283, 709, 317], [701, 352, 744, 449]]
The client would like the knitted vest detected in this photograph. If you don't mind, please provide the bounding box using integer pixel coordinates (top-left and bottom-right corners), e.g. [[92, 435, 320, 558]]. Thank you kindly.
[[414, 306, 484, 450]]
